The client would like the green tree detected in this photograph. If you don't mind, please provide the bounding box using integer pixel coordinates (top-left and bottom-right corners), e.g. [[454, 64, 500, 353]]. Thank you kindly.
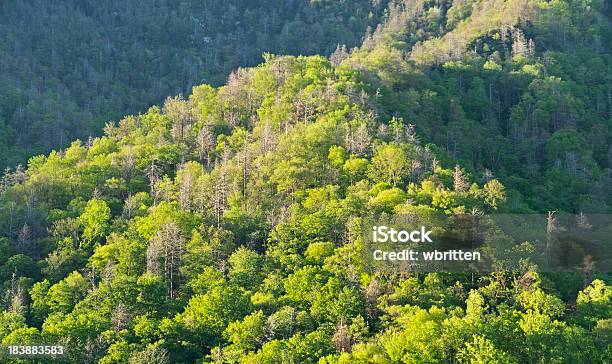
[[79, 199, 111, 245], [368, 143, 412, 186]]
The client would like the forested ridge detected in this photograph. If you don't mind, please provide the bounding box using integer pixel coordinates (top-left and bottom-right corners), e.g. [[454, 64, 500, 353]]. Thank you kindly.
[[0, 0, 387, 169], [0, 0, 611, 363]]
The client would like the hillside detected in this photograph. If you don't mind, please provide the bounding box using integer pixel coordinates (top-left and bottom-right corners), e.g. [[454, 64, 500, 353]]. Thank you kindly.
[[0, 0, 610, 363], [346, 0, 612, 212], [0, 0, 388, 168]]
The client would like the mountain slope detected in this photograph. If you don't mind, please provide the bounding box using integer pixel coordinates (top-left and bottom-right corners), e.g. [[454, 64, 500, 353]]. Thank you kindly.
[[0, 0, 388, 168], [345, 0, 612, 212], [0, 1, 610, 363]]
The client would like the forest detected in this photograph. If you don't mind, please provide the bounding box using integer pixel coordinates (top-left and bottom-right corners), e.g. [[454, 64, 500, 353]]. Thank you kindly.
[[0, 0, 388, 168], [0, 0, 610, 363]]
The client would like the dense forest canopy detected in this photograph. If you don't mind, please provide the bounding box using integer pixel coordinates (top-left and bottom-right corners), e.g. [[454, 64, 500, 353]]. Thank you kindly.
[[347, 0, 612, 212], [0, 0, 388, 168], [0, 0, 610, 363]]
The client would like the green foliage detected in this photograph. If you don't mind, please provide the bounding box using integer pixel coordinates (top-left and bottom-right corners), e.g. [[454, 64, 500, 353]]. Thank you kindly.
[[0, 2, 610, 362], [168, 283, 251, 354], [0, 0, 389, 169], [223, 310, 266, 354], [457, 335, 517, 364], [305, 242, 335, 264], [228, 247, 263, 290], [79, 199, 111, 244], [576, 279, 612, 327], [368, 143, 413, 186], [483, 179, 506, 210]]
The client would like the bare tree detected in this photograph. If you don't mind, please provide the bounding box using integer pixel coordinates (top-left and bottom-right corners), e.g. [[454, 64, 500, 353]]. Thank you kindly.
[[260, 120, 275, 154], [546, 211, 557, 267], [16, 224, 33, 254], [178, 166, 194, 211], [121, 146, 136, 183], [212, 152, 231, 227], [146, 222, 186, 299], [146, 160, 162, 205], [128, 346, 169, 364], [195, 126, 215, 168], [111, 303, 132, 330], [346, 118, 372, 155], [453, 165, 469, 192], [8, 272, 27, 315], [332, 321, 352, 353], [164, 95, 191, 142]]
